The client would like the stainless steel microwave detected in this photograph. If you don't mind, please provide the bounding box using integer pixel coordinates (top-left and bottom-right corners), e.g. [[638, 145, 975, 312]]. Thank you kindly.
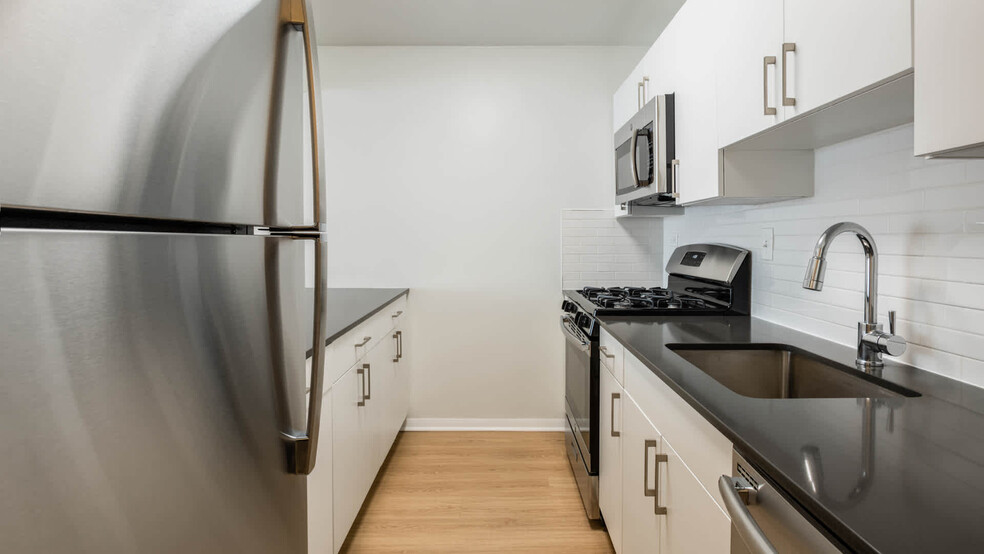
[[614, 94, 676, 205]]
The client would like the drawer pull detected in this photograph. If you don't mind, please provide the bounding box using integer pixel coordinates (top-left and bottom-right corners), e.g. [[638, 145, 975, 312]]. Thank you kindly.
[[600, 346, 616, 360], [355, 336, 371, 348]]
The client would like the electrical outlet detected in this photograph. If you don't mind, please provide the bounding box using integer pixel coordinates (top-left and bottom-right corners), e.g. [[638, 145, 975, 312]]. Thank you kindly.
[[760, 228, 774, 261]]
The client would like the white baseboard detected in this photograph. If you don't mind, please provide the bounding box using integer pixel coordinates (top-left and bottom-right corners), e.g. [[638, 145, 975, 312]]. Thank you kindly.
[[402, 418, 567, 432]]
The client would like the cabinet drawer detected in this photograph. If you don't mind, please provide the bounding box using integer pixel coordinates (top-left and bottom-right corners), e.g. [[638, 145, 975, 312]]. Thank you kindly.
[[599, 328, 625, 385], [624, 351, 732, 510], [323, 295, 407, 387]]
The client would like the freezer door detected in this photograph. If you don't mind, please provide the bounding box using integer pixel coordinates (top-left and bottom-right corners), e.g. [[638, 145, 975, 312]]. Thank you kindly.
[[0, 230, 317, 554], [0, 0, 325, 228]]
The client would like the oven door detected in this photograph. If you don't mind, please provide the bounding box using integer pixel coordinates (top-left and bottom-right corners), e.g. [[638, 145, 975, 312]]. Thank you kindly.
[[562, 314, 595, 473]]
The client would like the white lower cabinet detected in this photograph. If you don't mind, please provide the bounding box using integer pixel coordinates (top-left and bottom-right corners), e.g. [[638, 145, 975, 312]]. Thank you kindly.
[[303, 294, 410, 554], [599, 367, 624, 552], [330, 361, 373, 552], [601, 343, 732, 554], [307, 392, 333, 554], [620, 394, 663, 554], [659, 438, 731, 553]]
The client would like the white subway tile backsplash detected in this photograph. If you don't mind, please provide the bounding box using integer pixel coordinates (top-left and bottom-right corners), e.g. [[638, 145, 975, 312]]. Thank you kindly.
[[662, 123, 984, 388], [562, 209, 662, 290]]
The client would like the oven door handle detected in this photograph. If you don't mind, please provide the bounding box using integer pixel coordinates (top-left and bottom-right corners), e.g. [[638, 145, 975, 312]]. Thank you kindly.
[[560, 316, 591, 354]]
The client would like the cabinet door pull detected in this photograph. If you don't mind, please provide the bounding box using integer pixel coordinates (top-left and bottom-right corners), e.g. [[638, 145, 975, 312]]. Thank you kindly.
[[392, 310, 403, 319], [393, 331, 403, 362], [610, 393, 621, 437], [782, 42, 796, 107], [364, 363, 371, 400], [600, 346, 615, 360], [670, 159, 680, 199], [763, 56, 777, 115], [357, 366, 367, 407], [355, 336, 371, 348], [642, 76, 650, 105], [644, 440, 668, 515]]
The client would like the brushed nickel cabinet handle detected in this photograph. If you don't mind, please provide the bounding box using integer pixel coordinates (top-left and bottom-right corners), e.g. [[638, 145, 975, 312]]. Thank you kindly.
[[637, 81, 643, 110], [669, 159, 680, 199], [393, 331, 403, 362], [763, 55, 777, 115], [644, 440, 668, 515], [642, 76, 650, 105], [357, 366, 367, 407], [364, 363, 371, 400], [600, 346, 615, 360], [782, 42, 796, 107], [355, 336, 371, 348], [611, 393, 621, 437], [392, 310, 403, 319]]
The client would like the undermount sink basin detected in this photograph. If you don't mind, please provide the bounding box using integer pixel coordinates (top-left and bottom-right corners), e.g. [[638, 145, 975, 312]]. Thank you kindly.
[[668, 344, 920, 399]]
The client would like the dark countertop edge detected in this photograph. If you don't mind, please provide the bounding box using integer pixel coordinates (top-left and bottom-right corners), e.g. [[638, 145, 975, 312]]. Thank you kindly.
[[304, 288, 409, 359], [598, 317, 875, 554]]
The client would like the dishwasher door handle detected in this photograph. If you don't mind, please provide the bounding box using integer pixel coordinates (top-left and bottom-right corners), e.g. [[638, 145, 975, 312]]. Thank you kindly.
[[719, 475, 778, 554]]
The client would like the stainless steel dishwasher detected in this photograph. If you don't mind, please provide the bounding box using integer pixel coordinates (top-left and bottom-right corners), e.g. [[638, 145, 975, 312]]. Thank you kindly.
[[719, 451, 842, 554]]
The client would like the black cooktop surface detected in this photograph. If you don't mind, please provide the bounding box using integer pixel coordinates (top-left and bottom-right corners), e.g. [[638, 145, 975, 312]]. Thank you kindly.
[[567, 286, 727, 316]]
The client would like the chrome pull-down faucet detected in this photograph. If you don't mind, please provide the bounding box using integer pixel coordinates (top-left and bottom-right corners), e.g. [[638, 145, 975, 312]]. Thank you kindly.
[[802, 222, 906, 371]]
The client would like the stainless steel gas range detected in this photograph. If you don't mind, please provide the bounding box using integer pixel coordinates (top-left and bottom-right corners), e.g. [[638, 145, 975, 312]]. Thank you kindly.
[[561, 243, 752, 520]]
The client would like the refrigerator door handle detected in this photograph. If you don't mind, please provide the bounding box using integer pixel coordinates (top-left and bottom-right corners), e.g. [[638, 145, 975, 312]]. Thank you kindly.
[[280, 238, 327, 475], [275, 0, 328, 476], [282, 0, 326, 228]]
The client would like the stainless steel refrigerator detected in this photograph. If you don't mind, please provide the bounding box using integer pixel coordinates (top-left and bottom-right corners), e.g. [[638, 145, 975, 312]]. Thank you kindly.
[[0, 1, 328, 552]]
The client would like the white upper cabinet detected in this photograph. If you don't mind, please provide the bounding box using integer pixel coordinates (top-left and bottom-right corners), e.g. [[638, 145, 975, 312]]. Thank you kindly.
[[613, 59, 650, 133], [914, 0, 984, 158], [659, 0, 724, 205], [715, 0, 784, 148], [781, 0, 912, 118]]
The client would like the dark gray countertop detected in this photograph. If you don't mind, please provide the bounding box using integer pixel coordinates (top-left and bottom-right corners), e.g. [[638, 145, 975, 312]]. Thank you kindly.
[[598, 315, 984, 554], [308, 288, 408, 354]]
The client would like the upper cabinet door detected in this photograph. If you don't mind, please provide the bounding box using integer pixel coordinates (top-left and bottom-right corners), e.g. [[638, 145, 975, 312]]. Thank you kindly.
[[914, 0, 984, 157], [660, 0, 725, 205], [715, 0, 784, 148], [781, 0, 912, 118], [613, 62, 648, 133]]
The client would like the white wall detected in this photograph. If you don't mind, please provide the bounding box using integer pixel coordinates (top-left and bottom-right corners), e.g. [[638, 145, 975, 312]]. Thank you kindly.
[[663, 124, 984, 387], [319, 46, 641, 426]]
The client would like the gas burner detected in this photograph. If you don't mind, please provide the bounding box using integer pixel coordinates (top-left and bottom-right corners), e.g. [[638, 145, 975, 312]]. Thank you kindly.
[[624, 296, 656, 308], [575, 284, 723, 313]]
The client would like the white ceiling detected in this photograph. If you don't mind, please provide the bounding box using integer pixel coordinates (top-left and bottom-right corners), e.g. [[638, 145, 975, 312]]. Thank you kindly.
[[311, 0, 686, 46]]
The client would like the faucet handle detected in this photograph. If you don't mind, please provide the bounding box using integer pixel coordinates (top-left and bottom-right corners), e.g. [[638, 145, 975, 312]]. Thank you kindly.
[[888, 310, 897, 335]]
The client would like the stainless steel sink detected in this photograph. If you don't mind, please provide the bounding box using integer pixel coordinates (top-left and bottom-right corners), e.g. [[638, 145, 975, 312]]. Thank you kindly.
[[668, 345, 920, 399]]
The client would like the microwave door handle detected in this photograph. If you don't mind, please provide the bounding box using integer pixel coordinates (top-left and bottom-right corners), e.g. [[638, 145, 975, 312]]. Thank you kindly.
[[629, 130, 640, 187]]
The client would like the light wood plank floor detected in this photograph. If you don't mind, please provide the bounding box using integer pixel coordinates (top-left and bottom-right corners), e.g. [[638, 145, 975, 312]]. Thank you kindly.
[[339, 431, 615, 553]]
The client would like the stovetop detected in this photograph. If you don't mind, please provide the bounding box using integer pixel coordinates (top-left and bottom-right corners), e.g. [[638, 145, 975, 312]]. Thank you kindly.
[[566, 286, 727, 316]]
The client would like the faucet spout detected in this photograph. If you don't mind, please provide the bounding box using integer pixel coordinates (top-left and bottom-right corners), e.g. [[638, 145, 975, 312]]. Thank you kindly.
[[803, 222, 878, 325], [803, 222, 904, 370]]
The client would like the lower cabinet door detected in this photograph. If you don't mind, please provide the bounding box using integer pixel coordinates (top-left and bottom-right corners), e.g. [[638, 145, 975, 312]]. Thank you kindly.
[[331, 363, 371, 552], [621, 394, 663, 554], [307, 392, 333, 554], [659, 438, 731, 554], [599, 368, 624, 553]]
